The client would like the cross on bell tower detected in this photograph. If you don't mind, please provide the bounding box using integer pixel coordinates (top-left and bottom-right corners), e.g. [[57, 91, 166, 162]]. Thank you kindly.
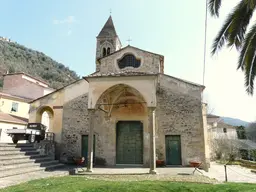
[[127, 37, 132, 45]]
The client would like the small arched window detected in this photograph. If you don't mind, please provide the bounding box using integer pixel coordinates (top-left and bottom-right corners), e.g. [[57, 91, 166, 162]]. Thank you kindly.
[[223, 128, 227, 133], [107, 47, 111, 55], [102, 48, 107, 57], [118, 54, 141, 69]]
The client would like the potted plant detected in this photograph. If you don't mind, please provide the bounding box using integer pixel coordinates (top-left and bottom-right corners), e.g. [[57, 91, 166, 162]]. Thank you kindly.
[[156, 152, 165, 167]]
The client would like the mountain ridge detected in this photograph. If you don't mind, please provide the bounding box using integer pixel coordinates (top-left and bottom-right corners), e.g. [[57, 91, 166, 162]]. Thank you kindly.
[[0, 38, 80, 89], [221, 116, 249, 127]]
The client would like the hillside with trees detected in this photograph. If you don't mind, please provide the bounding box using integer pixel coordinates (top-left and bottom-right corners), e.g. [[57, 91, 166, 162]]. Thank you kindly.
[[0, 39, 79, 89]]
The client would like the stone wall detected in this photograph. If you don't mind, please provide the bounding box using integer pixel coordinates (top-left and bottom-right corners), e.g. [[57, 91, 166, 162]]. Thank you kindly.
[[34, 140, 55, 158], [60, 91, 149, 166], [61, 93, 89, 162], [156, 74, 208, 168], [61, 92, 116, 165], [99, 46, 162, 74]]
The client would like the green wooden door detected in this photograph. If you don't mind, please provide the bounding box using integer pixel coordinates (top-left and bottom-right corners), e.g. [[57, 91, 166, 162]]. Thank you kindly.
[[116, 121, 143, 164], [81, 135, 95, 164], [166, 135, 181, 165]]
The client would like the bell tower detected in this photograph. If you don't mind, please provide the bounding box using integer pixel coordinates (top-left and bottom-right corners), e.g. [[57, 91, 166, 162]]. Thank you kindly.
[[95, 16, 122, 71]]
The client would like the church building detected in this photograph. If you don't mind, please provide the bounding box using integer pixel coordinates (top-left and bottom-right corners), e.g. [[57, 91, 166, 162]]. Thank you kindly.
[[29, 16, 210, 173]]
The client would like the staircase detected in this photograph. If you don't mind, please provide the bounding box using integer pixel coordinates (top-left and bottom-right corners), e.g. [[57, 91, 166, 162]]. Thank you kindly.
[[0, 143, 64, 178]]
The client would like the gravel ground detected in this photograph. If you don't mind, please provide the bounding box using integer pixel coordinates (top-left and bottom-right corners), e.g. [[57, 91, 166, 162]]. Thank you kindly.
[[81, 174, 219, 184]]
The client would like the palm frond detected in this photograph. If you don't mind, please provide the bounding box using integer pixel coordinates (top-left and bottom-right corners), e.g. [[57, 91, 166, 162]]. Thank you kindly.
[[245, 50, 256, 95], [239, 23, 256, 94], [211, 14, 233, 55], [238, 28, 256, 70], [245, 0, 256, 9], [228, 0, 256, 50], [208, 0, 222, 17], [212, 0, 256, 55]]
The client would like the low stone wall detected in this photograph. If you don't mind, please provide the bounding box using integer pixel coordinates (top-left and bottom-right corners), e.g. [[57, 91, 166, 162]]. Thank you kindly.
[[33, 140, 55, 158]]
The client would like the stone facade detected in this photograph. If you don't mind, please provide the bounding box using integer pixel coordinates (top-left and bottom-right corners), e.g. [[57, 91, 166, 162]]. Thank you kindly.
[[155, 74, 207, 166], [61, 89, 150, 166], [29, 16, 209, 171], [99, 46, 163, 74], [59, 73, 208, 168]]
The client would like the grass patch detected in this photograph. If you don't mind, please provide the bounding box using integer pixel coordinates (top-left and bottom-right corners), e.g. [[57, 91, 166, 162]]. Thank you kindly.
[[1, 176, 256, 192]]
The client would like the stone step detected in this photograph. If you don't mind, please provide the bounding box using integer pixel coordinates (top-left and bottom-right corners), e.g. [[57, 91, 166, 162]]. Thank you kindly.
[[0, 156, 54, 166], [0, 163, 65, 178], [0, 147, 36, 151], [0, 154, 46, 161], [0, 150, 39, 156], [0, 160, 60, 171], [0, 143, 33, 147]]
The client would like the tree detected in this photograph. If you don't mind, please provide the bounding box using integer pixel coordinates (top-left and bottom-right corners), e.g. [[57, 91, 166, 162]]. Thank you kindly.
[[211, 136, 239, 161], [208, 0, 256, 95], [246, 122, 256, 141], [236, 125, 247, 139]]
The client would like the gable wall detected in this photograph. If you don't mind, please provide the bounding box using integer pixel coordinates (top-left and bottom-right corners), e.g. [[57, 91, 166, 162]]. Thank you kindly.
[[99, 47, 161, 74], [156, 74, 209, 169], [29, 79, 89, 145]]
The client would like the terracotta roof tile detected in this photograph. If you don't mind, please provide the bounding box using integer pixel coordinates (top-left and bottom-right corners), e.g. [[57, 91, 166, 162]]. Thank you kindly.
[[0, 112, 28, 125], [86, 71, 157, 78]]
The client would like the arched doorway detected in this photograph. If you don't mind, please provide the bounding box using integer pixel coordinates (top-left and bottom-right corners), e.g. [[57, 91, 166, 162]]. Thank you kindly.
[[96, 84, 147, 165], [41, 111, 50, 132], [35, 106, 54, 133], [96, 84, 147, 118]]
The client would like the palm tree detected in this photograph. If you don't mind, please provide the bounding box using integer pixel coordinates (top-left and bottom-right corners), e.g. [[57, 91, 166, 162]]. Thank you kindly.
[[208, 0, 256, 95]]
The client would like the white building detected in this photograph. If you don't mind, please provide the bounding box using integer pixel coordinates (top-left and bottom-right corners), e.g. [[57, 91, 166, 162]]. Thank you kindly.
[[207, 114, 237, 140]]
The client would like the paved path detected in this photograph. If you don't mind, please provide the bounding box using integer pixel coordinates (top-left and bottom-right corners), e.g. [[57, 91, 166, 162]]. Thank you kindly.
[[1, 163, 255, 189], [204, 162, 256, 183], [0, 169, 69, 189], [77, 167, 198, 175], [0, 166, 210, 189]]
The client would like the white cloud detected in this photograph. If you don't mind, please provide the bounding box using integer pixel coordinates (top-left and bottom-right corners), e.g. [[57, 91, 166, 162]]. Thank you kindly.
[[53, 16, 77, 36], [53, 16, 78, 25]]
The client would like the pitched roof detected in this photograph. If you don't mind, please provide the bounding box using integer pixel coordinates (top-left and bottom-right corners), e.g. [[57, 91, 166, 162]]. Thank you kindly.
[[162, 74, 204, 89], [4, 72, 49, 86], [0, 91, 32, 103], [29, 79, 84, 103], [207, 114, 220, 118], [234, 139, 256, 150], [85, 71, 158, 78], [98, 45, 164, 61], [216, 121, 236, 129], [97, 16, 117, 38], [84, 72, 204, 89], [0, 112, 28, 125]]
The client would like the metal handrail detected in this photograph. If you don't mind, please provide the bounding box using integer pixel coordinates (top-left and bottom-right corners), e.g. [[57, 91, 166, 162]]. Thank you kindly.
[[45, 132, 55, 142]]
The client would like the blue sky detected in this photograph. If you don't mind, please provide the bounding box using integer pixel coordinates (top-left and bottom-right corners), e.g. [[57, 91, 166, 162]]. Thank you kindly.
[[1, 0, 255, 122]]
